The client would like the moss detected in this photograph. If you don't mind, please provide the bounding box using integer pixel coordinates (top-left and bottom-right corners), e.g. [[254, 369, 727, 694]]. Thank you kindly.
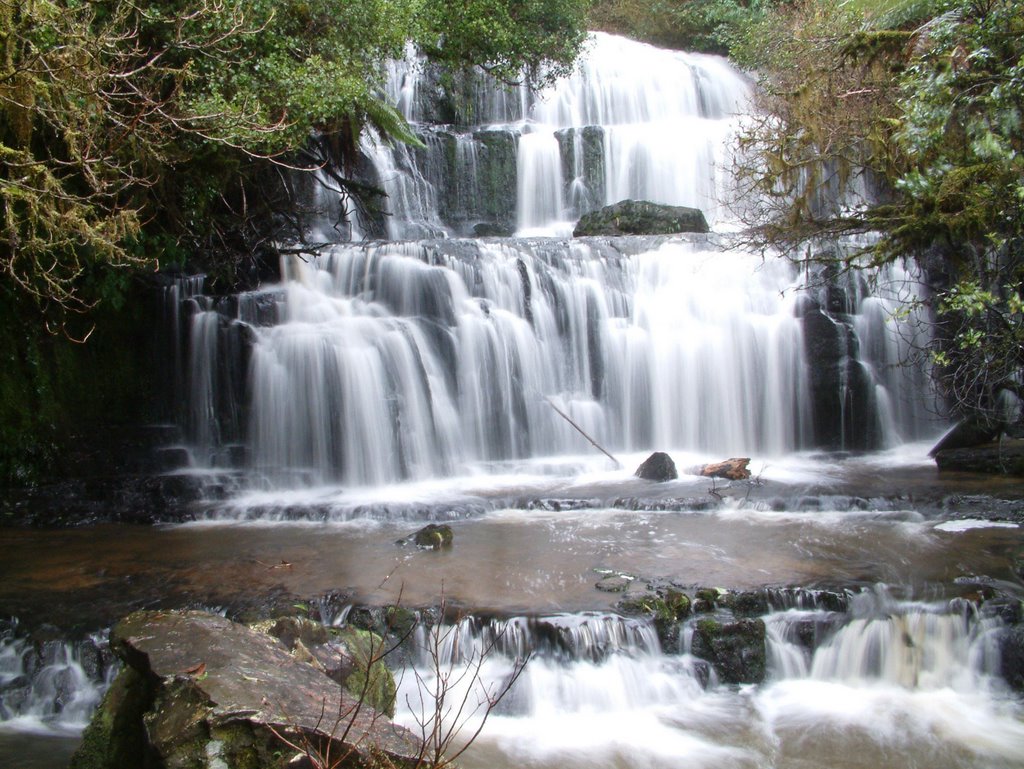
[[70, 667, 155, 769], [336, 627, 397, 718], [0, 278, 159, 489]]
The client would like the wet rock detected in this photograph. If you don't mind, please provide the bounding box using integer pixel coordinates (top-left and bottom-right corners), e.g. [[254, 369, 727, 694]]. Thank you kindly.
[[268, 616, 329, 650], [573, 200, 709, 237], [74, 610, 419, 769], [721, 590, 769, 617], [801, 308, 881, 451], [934, 439, 1024, 475], [635, 452, 678, 481], [332, 627, 398, 718], [694, 588, 720, 607], [929, 418, 1002, 457], [999, 624, 1024, 692], [70, 667, 155, 769], [616, 588, 692, 651], [407, 523, 454, 550], [690, 618, 767, 685], [595, 575, 634, 593]]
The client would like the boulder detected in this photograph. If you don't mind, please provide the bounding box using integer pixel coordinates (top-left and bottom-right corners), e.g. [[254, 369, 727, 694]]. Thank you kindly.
[[933, 439, 1024, 475], [635, 452, 678, 481], [573, 200, 709, 237], [690, 618, 767, 685], [929, 418, 1002, 456], [71, 610, 419, 769]]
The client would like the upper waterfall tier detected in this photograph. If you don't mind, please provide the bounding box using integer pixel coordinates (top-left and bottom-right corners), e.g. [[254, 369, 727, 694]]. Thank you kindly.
[[323, 33, 752, 241]]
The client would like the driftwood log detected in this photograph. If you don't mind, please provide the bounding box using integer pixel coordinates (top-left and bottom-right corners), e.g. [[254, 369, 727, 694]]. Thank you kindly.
[[690, 457, 751, 481]]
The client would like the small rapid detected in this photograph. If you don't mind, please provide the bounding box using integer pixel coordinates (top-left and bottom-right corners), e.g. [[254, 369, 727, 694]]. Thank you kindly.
[[394, 588, 1024, 769]]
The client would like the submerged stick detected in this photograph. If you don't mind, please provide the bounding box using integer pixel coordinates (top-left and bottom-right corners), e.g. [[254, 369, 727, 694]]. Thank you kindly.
[[545, 397, 621, 468]]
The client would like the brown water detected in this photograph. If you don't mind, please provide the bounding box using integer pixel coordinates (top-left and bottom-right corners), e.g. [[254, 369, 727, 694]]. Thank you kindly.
[[3, 452, 1024, 769], [1, 500, 1021, 630]]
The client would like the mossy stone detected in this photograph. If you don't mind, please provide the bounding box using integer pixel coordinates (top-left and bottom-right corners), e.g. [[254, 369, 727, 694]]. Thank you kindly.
[[336, 627, 397, 717]]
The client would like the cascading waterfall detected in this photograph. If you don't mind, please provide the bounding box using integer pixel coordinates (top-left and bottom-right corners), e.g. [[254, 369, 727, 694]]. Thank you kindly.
[[393, 589, 1024, 769], [0, 623, 114, 734], [180, 233, 931, 488], [169, 31, 938, 490], [234, 238, 821, 487], [361, 33, 750, 239]]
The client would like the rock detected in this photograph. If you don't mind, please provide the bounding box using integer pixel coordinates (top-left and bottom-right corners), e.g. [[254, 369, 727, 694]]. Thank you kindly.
[[268, 616, 329, 650], [929, 418, 1002, 457], [333, 627, 398, 718], [1000, 624, 1024, 692], [409, 523, 454, 550], [573, 200, 709, 237], [694, 588, 720, 606], [721, 590, 769, 617], [72, 610, 419, 769], [690, 618, 767, 685], [801, 308, 881, 451], [595, 575, 634, 593], [616, 588, 692, 651], [70, 667, 155, 769], [690, 458, 752, 481], [933, 439, 1024, 475], [635, 452, 678, 481]]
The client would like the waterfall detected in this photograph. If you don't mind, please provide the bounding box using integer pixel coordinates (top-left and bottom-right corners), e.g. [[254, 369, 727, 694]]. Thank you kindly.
[[0, 623, 115, 734], [227, 237, 831, 487], [167, 31, 939, 489], [351, 33, 751, 239], [391, 590, 1024, 769]]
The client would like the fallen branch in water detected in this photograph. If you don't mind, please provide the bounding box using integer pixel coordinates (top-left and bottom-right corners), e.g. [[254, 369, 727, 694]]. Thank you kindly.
[[544, 397, 621, 468]]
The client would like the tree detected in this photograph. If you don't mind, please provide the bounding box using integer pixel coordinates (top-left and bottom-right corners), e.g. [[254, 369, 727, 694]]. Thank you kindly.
[[0, 0, 591, 322], [731, 0, 1024, 428]]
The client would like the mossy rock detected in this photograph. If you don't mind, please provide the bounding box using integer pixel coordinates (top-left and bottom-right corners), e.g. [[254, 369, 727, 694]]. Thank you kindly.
[[573, 200, 709, 237], [411, 523, 454, 550], [336, 627, 397, 717], [690, 618, 766, 685], [70, 667, 155, 769], [720, 590, 769, 617]]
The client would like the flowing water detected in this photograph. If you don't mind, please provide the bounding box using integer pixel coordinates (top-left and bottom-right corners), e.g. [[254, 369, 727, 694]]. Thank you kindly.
[[2, 31, 1024, 769]]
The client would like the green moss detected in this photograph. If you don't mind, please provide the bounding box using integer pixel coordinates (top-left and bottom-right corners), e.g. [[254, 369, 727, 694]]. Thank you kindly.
[[70, 667, 154, 769], [0, 278, 159, 489], [336, 627, 397, 718]]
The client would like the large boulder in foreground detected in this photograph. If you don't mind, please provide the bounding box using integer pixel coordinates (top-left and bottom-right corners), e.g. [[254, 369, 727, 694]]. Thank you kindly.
[[71, 610, 419, 769], [573, 200, 709, 237]]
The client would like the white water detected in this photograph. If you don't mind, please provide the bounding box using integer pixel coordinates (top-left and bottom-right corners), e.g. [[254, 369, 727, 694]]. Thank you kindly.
[[0, 626, 112, 736], [213, 238, 936, 488], [367, 32, 750, 238], [395, 591, 1024, 769]]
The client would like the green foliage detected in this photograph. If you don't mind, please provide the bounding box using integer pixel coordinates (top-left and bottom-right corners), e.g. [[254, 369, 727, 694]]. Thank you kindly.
[[590, 0, 770, 54], [1, 0, 590, 319], [733, 0, 1024, 422]]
